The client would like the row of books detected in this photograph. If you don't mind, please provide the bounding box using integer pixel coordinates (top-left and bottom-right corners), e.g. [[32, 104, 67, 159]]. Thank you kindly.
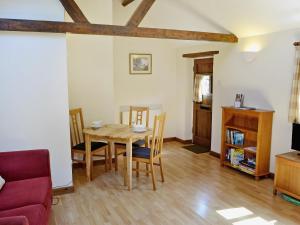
[[225, 148, 256, 172], [226, 129, 245, 146], [226, 148, 244, 166]]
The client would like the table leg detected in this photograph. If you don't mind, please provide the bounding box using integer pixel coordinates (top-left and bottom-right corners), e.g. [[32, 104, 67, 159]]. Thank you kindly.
[[85, 134, 92, 182], [109, 141, 114, 171], [126, 139, 133, 191]]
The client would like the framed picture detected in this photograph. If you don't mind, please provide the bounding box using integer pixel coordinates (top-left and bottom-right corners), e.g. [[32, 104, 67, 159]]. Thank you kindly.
[[129, 53, 152, 74]]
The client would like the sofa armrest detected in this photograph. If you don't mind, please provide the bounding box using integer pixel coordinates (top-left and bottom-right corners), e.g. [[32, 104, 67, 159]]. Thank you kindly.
[[0, 216, 29, 225], [0, 149, 51, 182]]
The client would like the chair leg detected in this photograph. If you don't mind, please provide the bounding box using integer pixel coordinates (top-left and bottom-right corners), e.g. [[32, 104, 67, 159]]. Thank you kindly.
[[136, 162, 140, 177], [115, 147, 118, 171], [159, 158, 165, 182], [150, 162, 156, 191], [123, 155, 127, 186], [146, 164, 149, 176]]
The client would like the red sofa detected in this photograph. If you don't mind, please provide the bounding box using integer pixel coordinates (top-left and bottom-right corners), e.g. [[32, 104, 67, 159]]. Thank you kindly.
[[0, 150, 52, 225]]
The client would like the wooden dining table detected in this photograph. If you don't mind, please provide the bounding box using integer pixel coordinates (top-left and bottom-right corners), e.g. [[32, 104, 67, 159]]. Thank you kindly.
[[83, 124, 152, 191]]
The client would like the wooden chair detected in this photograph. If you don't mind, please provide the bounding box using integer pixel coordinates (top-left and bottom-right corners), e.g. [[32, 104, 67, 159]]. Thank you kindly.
[[69, 108, 109, 171], [114, 106, 150, 171], [123, 113, 166, 191]]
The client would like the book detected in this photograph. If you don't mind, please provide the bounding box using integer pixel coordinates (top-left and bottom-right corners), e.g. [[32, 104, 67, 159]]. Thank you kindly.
[[226, 129, 245, 146], [230, 148, 244, 166]]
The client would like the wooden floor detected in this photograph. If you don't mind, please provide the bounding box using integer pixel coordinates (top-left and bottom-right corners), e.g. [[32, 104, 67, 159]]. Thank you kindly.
[[50, 142, 300, 225]]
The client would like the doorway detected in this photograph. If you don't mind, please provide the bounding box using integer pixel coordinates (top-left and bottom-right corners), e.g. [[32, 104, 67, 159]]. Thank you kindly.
[[192, 58, 213, 148]]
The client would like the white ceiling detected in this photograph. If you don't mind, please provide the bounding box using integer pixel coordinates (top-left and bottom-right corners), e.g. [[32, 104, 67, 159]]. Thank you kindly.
[[116, 0, 300, 38]]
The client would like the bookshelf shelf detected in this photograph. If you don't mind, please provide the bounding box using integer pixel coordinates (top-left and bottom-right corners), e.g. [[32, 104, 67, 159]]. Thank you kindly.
[[221, 107, 274, 180], [223, 161, 255, 175], [225, 125, 258, 134], [225, 143, 257, 154]]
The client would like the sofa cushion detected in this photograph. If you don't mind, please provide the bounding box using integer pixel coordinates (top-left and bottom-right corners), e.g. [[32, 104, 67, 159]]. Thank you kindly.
[[0, 216, 29, 225], [0, 177, 51, 211], [0, 205, 47, 225]]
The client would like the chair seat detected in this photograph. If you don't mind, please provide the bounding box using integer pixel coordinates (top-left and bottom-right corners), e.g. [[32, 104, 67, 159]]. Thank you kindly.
[[73, 142, 107, 152], [116, 139, 145, 148], [124, 147, 151, 159]]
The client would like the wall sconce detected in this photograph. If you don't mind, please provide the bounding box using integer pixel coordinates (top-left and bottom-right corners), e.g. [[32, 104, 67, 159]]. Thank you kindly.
[[242, 51, 257, 62], [242, 42, 261, 63]]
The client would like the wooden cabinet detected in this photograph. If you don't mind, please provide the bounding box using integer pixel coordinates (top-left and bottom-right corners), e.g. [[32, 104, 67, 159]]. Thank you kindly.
[[274, 152, 300, 200], [221, 107, 274, 179]]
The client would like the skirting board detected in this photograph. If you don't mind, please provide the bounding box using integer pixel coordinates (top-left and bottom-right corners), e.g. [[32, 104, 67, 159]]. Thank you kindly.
[[164, 137, 193, 144], [210, 151, 221, 158], [53, 185, 74, 196]]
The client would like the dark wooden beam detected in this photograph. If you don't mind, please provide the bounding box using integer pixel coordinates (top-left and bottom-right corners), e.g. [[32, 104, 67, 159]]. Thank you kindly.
[[127, 0, 155, 27], [0, 18, 238, 43], [122, 0, 135, 7], [59, 0, 89, 23], [182, 51, 220, 58], [294, 42, 300, 46]]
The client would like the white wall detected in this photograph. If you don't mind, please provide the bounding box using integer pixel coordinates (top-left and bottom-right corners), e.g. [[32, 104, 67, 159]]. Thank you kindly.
[[113, 37, 178, 137], [67, 0, 115, 126], [113, 0, 179, 137], [0, 1, 72, 188], [176, 29, 300, 172]]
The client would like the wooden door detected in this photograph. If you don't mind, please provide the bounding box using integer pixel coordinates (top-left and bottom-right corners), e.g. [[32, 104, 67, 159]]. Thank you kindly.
[[193, 58, 213, 147]]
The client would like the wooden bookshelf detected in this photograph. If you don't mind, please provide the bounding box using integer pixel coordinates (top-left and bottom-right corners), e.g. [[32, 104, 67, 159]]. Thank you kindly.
[[221, 107, 274, 180]]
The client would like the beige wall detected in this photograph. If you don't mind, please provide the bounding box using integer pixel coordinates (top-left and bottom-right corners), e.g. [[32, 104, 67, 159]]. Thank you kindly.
[[0, 1, 72, 188], [176, 28, 300, 172], [112, 0, 181, 137], [113, 37, 178, 137], [67, 0, 115, 126]]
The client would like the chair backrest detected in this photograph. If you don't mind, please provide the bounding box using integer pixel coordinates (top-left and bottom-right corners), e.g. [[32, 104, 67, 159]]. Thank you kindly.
[[129, 106, 150, 127], [150, 113, 166, 158], [69, 108, 85, 147]]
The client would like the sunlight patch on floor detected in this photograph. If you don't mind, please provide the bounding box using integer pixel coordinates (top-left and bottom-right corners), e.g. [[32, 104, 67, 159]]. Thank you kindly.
[[233, 217, 277, 225], [217, 207, 253, 220]]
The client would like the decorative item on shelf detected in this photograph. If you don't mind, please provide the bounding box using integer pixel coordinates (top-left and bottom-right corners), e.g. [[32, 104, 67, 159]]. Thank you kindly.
[[129, 53, 152, 75], [234, 93, 244, 108]]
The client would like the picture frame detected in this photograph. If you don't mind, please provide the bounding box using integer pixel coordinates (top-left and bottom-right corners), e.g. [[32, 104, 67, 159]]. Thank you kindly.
[[129, 53, 152, 75]]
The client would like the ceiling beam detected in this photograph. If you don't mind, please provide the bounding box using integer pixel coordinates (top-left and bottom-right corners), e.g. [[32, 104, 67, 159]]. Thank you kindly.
[[59, 0, 89, 23], [183, 51, 220, 58], [0, 18, 238, 43], [126, 0, 155, 27], [122, 0, 135, 7]]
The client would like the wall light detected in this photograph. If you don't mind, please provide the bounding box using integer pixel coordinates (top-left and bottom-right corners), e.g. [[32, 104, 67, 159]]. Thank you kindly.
[[242, 42, 262, 63]]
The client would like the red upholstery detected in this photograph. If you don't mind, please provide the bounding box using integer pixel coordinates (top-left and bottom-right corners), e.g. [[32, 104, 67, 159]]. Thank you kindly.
[[0, 150, 52, 225], [0, 205, 47, 225], [0, 216, 29, 225], [0, 150, 51, 182], [0, 177, 52, 211]]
